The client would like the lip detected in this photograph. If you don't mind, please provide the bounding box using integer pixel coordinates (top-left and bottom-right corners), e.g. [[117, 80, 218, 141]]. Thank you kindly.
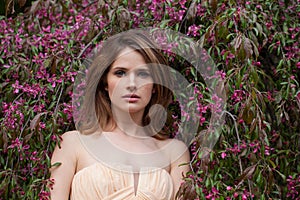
[[122, 94, 140, 103], [122, 94, 140, 98]]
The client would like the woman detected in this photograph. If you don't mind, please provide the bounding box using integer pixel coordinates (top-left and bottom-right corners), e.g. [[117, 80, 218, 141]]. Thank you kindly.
[[50, 30, 190, 200]]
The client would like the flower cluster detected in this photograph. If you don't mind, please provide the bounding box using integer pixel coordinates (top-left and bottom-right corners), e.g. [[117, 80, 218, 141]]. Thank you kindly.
[[286, 175, 300, 199], [1, 0, 299, 199]]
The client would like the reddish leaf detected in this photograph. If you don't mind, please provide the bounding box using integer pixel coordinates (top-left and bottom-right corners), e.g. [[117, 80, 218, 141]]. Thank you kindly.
[[236, 164, 258, 186], [97, 0, 106, 8], [176, 180, 197, 200], [0, 82, 9, 93], [2, 132, 9, 150], [30, 112, 47, 131], [29, 0, 41, 14], [39, 132, 44, 144], [51, 56, 57, 74], [210, 0, 217, 13], [231, 33, 242, 52], [186, 1, 197, 19], [243, 37, 253, 59], [267, 167, 274, 193], [249, 118, 257, 134], [241, 105, 255, 125], [17, 0, 26, 7], [24, 132, 33, 143], [5, 0, 14, 16]]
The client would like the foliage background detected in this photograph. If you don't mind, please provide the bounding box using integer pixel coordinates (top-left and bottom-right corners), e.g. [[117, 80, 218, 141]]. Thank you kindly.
[[0, 0, 299, 199]]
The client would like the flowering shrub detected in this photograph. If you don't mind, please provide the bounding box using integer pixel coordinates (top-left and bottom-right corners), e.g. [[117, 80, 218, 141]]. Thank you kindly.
[[0, 0, 299, 199]]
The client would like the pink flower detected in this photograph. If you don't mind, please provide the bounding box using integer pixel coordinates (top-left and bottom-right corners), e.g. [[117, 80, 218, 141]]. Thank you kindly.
[[238, 119, 244, 124], [242, 194, 247, 200], [226, 186, 232, 191], [215, 70, 226, 79], [231, 90, 246, 104], [266, 91, 275, 101], [187, 25, 201, 37], [296, 92, 300, 101], [221, 152, 227, 159], [233, 192, 239, 198], [8, 138, 22, 149], [39, 122, 46, 130], [225, 52, 235, 65]]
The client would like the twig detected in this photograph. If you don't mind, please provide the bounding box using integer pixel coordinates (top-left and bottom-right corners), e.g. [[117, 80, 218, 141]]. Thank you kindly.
[[76, 30, 103, 59], [223, 110, 241, 148], [224, 110, 244, 177], [54, 84, 63, 118]]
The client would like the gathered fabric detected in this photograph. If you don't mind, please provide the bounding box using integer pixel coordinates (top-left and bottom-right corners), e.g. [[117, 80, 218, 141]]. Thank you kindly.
[[71, 162, 174, 200]]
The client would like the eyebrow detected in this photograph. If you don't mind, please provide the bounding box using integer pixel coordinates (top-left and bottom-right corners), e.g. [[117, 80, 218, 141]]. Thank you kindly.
[[111, 66, 150, 71], [111, 67, 127, 70]]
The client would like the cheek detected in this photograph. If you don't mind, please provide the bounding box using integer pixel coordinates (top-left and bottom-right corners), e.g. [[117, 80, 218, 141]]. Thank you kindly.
[[107, 78, 120, 98], [143, 84, 154, 97]]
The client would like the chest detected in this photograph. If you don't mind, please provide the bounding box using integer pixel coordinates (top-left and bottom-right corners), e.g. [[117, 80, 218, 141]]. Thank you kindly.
[[76, 133, 171, 173]]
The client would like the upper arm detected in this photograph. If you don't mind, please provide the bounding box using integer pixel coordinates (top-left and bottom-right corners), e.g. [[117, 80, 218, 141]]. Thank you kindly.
[[50, 131, 79, 200], [169, 140, 190, 198]]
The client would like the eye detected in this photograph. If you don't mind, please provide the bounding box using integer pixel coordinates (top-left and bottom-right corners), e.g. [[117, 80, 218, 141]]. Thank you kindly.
[[138, 71, 151, 78], [114, 70, 126, 77]]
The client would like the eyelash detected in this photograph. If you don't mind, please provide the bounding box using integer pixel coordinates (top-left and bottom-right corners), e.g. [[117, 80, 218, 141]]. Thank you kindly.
[[114, 70, 126, 77], [113, 70, 151, 78], [138, 71, 150, 77]]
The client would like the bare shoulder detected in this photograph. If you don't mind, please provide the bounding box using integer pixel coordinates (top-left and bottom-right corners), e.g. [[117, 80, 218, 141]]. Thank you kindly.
[[61, 130, 80, 140], [157, 138, 188, 150], [58, 130, 81, 147], [169, 138, 188, 149], [51, 131, 81, 164], [156, 138, 189, 161]]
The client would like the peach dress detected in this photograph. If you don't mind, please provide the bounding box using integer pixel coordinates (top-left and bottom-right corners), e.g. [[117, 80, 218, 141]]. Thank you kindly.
[[70, 162, 174, 200]]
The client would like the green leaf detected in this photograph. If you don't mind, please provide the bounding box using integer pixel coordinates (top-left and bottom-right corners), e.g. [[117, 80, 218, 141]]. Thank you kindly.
[[268, 159, 276, 169], [255, 22, 263, 36], [51, 162, 62, 168], [159, 19, 171, 28], [256, 171, 263, 185], [274, 169, 286, 180]]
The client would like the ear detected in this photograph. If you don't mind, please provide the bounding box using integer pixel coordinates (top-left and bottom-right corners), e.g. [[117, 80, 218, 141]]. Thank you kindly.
[[152, 89, 155, 93]]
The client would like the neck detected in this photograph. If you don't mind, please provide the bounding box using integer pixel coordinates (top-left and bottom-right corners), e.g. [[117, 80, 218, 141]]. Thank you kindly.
[[111, 107, 149, 138]]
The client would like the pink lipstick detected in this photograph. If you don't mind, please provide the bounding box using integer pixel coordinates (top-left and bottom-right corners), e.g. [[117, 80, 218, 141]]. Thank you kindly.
[[122, 94, 140, 102]]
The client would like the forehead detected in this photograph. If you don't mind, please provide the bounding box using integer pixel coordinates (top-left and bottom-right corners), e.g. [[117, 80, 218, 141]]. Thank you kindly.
[[111, 47, 148, 70]]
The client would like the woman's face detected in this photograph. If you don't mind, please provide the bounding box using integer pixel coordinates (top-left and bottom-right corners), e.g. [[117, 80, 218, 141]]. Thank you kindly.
[[106, 47, 154, 115]]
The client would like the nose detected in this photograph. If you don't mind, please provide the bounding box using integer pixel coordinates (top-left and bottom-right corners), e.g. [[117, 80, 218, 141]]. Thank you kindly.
[[126, 73, 137, 92]]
